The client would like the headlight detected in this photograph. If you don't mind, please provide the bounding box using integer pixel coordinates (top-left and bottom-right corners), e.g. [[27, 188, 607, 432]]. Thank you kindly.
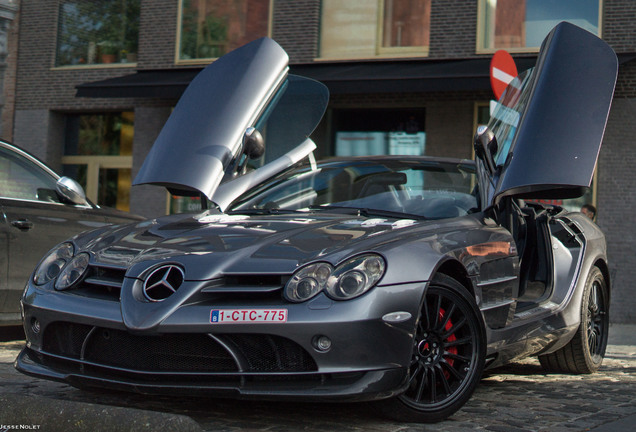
[[326, 254, 385, 300], [284, 254, 386, 302], [33, 242, 74, 285], [284, 262, 333, 302], [55, 253, 90, 290]]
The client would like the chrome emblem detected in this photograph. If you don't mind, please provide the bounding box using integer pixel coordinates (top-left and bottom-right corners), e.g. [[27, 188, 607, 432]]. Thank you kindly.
[[143, 265, 184, 302]]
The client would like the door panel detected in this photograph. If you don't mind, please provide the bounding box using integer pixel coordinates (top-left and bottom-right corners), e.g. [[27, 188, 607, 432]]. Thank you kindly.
[[0, 198, 110, 317]]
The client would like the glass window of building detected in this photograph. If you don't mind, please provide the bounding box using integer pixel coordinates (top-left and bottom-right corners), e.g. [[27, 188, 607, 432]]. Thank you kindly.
[[332, 109, 426, 156], [55, 0, 140, 67], [177, 0, 272, 63], [477, 0, 602, 53], [62, 112, 134, 211], [320, 0, 431, 59]]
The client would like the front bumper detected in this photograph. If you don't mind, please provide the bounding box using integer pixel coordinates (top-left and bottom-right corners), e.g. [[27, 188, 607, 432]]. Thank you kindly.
[[17, 280, 426, 400], [16, 347, 406, 401]]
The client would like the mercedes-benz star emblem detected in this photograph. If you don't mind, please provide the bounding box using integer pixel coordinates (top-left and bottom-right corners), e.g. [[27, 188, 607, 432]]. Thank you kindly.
[[143, 265, 184, 302]]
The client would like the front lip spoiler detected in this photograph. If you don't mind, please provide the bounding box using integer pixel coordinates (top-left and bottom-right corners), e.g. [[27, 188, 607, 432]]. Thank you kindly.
[[16, 347, 408, 402]]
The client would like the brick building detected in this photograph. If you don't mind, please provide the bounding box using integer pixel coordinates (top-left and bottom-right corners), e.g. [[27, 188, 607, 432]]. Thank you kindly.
[[4, 0, 636, 322]]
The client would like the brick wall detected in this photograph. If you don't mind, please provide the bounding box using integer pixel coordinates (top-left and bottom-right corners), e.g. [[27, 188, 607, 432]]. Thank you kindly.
[[429, 0, 478, 58], [130, 106, 172, 218], [603, 0, 636, 53], [599, 1, 636, 323], [272, 0, 320, 63], [597, 97, 636, 323], [14, 1, 179, 114], [1, 1, 18, 141], [138, 0, 178, 69]]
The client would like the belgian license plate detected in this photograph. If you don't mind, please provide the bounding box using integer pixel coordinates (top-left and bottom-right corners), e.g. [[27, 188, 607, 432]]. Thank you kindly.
[[210, 309, 288, 324]]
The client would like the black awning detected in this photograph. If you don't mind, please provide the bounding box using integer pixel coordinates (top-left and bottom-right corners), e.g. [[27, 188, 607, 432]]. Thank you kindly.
[[292, 57, 540, 94], [75, 53, 636, 99], [75, 69, 202, 98]]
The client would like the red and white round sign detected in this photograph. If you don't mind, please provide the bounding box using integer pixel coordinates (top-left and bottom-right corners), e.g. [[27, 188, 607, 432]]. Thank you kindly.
[[490, 50, 518, 100]]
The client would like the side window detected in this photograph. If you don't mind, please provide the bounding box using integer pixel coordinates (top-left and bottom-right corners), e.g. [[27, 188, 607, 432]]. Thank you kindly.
[[0, 147, 60, 202]]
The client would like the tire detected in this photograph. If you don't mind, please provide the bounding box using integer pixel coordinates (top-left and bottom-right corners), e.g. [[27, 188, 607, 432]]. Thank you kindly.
[[539, 266, 609, 374], [379, 273, 486, 423]]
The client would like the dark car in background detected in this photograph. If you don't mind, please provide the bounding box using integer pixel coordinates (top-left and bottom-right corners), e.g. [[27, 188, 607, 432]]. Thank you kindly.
[[16, 22, 617, 422], [0, 140, 142, 325]]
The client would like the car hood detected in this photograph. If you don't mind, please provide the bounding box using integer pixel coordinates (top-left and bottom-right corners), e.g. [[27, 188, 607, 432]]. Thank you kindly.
[[94, 205, 146, 224], [481, 22, 618, 206], [133, 37, 328, 202], [76, 211, 448, 281]]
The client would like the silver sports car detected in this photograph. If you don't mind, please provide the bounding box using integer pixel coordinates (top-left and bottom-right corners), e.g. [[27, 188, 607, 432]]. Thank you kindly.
[[16, 22, 617, 422]]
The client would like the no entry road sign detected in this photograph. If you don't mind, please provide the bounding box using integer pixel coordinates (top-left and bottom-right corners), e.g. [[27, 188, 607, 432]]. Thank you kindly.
[[490, 50, 518, 100]]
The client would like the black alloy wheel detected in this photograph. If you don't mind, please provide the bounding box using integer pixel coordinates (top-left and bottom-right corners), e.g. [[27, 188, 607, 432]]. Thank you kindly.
[[380, 273, 486, 423], [586, 275, 608, 361], [539, 266, 609, 374]]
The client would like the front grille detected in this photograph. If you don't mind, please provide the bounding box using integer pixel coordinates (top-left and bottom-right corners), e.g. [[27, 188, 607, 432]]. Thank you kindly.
[[42, 322, 93, 358], [41, 322, 317, 374], [43, 322, 237, 372], [73, 265, 127, 301], [72, 265, 288, 302], [83, 329, 238, 372], [201, 274, 287, 293], [225, 334, 318, 372]]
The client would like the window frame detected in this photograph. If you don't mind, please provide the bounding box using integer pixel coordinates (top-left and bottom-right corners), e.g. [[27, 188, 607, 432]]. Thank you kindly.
[[62, 111, 135, 211], [475, 0, 604, 54], [319, 0, 431, 61], [53, 0, 141, 70], [60, 155, 133, 205], [375, 0, 431, 57], [174, 0, 274, 65]]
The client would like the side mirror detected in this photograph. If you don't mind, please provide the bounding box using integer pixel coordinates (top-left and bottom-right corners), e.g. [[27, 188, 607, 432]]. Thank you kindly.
[[243, 127, 265, 159], [56, 176, 89, 206], [474, 126, 498, 175], [235, 127, 266, 176]]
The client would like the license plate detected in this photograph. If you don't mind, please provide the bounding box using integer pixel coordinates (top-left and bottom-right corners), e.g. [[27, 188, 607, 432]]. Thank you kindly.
[[210, 309, 288, 323]]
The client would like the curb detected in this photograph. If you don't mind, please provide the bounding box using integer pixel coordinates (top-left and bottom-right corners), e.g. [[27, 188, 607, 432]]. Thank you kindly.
[[0, 394, 203, 432]]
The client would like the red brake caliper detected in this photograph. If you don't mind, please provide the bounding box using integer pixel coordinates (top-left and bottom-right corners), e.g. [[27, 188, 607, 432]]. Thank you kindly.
[[439, 308, 457, 378]]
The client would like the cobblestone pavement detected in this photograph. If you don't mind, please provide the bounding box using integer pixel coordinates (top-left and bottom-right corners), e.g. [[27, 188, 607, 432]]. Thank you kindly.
[[1, 326, 635, 432]]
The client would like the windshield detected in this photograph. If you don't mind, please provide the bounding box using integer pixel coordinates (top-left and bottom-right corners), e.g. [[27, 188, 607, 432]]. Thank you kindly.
[[228, 159, 478, 220]]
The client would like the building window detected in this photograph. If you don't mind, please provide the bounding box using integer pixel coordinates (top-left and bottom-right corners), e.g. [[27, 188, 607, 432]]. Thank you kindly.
[[477, 0, 602, 53], [55, 0, 140, 67], [177, 0, 272, 63], [62, 112, 134, 211], [332, 108, 426, 156], [320, 0, 431, 59]]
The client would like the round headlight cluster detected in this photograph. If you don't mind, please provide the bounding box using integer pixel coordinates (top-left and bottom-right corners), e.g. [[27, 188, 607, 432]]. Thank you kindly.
[[55, 253, 90, 290], [326, 255, 385, 300], [33, 242, 74, 285], [284, 254, 385, 302], [285, 262, 332, 302], [33, 242, 89, 290]]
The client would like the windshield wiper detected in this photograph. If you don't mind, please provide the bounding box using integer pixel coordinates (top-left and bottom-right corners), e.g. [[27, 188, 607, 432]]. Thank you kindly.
[[227, 208, 305, 216], [308, 205, 426, 220]]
